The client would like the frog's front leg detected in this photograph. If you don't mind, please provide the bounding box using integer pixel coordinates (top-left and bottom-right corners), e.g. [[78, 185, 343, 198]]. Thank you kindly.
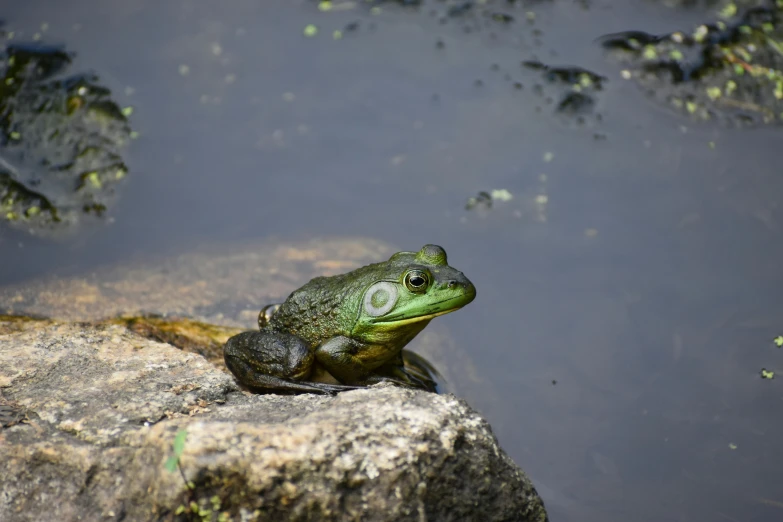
[[315, 336, 421, 388], [374, 352, 438, 393], [368, 351, 437, 392], [224, 331, 359, 394]]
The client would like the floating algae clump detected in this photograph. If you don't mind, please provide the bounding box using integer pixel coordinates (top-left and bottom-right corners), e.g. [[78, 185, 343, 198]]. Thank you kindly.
[[602, 3, 783, 126]]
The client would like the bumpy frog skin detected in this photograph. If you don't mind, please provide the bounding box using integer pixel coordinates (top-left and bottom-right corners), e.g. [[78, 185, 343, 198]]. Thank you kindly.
[[223, 244, 476, 394]]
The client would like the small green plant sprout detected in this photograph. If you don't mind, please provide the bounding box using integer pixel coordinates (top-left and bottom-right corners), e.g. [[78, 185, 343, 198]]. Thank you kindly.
[[165, 429, 188, 472], [773, 335, 783, 347], [760, 368, 775, 379]]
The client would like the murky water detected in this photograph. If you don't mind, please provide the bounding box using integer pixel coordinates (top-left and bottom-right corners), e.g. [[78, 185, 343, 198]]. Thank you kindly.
[[3, 1, 783, 520]]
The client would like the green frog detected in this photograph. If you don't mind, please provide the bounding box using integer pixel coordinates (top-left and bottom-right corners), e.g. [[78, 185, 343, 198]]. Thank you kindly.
[[224, 244, 476, 394]]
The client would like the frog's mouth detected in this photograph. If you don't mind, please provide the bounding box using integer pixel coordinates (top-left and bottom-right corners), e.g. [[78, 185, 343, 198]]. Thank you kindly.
[[373, 296, 470, 325]]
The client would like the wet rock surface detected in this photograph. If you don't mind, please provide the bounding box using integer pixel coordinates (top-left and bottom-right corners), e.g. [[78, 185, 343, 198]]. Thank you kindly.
[[0, 319, 548, 522]]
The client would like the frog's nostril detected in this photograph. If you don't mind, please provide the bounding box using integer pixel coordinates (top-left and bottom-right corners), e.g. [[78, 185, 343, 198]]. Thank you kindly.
[[447, 280, 458, 288]]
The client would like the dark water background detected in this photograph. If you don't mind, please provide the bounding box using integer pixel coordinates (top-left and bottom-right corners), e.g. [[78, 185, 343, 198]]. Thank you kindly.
[[3, 1, 783, 520]]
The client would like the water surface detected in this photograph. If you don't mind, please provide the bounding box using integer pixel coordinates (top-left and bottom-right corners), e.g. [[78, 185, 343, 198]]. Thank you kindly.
[[3, 1, 783, 520]]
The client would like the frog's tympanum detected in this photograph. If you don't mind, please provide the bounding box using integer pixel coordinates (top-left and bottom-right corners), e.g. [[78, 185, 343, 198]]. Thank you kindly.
[[224, 244, 475, 394]]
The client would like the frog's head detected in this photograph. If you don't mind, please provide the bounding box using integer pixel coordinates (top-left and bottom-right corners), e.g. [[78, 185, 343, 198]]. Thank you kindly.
[[351, 244, 476, 343]]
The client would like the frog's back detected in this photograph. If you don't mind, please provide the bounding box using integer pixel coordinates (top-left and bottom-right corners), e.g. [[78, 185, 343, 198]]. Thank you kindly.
[[267, 262, 381, 345]]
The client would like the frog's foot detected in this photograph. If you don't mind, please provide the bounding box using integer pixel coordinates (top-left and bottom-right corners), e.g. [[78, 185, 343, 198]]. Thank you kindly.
[[360, 372, 434, 392], [235, 370, 361, 395], [367, 363, 438, 393], [401, 350, 441, 392]]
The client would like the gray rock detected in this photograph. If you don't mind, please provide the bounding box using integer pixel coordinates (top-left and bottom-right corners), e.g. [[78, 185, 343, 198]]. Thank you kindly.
[[0, 319, 548, 522]]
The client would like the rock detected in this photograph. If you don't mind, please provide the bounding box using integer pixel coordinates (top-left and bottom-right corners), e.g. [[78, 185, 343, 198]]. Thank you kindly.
[[521, 61, 606, 127], [116, 315, 243, 369], [0, 42, 134, 236], [0, 319, 548, 521]]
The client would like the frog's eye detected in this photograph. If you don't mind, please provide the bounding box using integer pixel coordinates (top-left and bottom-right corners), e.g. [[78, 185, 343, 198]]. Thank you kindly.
[[404, 270, 429, 293]]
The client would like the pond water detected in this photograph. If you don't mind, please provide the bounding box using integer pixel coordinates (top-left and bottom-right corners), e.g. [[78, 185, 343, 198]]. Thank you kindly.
[[3, 1, 783, 521]]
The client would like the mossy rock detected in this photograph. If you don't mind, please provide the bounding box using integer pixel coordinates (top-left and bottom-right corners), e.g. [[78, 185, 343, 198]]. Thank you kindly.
[[602, 2, 783, 126], [0, 41, 133, 235]]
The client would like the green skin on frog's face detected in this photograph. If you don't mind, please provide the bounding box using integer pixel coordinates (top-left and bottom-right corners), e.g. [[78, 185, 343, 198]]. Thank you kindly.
[[223, 244, 476, 395]]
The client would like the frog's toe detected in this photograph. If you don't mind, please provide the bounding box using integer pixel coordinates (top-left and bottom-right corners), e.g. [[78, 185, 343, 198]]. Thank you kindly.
[[238, 372, 337, 395], [307, 382, 366, 394]]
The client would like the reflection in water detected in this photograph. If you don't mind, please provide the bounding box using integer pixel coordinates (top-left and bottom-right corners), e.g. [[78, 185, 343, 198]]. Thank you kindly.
[[2, 1, 783, 520]]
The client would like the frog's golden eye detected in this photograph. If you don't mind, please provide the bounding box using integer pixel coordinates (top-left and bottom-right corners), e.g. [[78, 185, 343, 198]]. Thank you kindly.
[[404, 270, 429, 293]]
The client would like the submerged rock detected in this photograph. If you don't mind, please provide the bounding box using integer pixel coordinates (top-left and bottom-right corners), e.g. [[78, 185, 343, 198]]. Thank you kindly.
[[602, 3, 783, 126], [522, 61, 606, 127], [0, 319, 548, 522], [0, 42, 133, 236]]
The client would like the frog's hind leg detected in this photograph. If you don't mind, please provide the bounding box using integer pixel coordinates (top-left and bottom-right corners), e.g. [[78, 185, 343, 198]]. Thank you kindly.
[[224, 330, 359, 395]]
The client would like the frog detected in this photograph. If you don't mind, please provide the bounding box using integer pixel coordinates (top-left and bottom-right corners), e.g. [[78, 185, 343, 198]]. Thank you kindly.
[[223, 244, 476, 394]]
